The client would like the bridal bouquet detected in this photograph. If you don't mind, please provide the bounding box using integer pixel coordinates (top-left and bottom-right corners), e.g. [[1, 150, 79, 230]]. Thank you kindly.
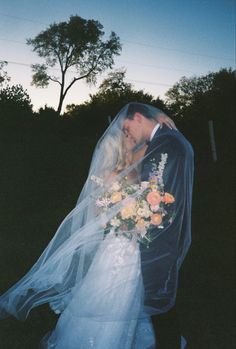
[[91, 154, 175, 247]]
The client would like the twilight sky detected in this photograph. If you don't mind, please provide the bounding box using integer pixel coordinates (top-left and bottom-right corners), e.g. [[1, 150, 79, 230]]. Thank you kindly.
[[0, 0, 235, 112]]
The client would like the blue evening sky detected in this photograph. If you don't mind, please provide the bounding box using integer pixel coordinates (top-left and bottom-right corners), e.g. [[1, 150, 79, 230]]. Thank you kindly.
[[0, 0, 235, 111]]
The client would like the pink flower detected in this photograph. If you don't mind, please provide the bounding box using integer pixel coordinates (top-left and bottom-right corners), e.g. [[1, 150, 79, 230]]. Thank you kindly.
[[146, 191, 162, 206]]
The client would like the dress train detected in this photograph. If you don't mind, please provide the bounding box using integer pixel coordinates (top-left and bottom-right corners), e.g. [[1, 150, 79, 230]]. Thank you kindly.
[[39, 233, 186, 349]]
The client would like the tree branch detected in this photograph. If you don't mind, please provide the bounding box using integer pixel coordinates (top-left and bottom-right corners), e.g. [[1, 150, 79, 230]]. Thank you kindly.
[[49, 76, 62, 86], [54, 49, 64, 73], [62, 48, 107, 99], [65, 46, 75, 69], [62, 68, 94, 99]]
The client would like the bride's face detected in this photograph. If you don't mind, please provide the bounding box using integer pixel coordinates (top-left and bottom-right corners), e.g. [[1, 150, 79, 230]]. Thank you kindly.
[[122, 130, 136, 152]]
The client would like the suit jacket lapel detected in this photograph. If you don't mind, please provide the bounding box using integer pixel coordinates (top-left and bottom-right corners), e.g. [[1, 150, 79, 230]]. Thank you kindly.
[[144, 125, 162, 156]]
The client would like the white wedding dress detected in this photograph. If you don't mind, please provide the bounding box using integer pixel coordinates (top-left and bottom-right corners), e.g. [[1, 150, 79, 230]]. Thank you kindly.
[[39, 232, 187, 349]]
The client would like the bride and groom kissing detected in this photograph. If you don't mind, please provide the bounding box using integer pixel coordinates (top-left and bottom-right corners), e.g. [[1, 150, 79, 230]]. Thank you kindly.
[[0, 102, 194, 349], [122, 103, 194, 349]]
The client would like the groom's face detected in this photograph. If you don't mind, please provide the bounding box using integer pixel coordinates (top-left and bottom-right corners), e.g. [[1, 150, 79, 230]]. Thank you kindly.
[[123, 113, 144, 146]]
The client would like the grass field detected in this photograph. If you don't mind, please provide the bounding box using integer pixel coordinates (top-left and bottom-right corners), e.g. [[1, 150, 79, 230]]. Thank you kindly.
[[0, 121, 234, 348]]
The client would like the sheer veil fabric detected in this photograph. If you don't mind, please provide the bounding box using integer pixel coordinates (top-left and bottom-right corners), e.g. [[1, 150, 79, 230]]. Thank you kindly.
[[0, 103, 193, 348]]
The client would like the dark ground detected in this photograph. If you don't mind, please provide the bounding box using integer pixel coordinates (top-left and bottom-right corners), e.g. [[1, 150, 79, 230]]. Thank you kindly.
[[0, 121, 235, 349]]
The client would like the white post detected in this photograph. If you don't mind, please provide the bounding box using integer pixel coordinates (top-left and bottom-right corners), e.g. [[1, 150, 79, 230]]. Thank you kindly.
[[208, 120, 217, 162], [107, 115, 112, 124]]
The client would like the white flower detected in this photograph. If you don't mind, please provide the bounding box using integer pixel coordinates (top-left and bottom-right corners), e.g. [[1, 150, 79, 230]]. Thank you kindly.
[[150, 204, 160, 212], [140, 181, 149, 189], [155, 153, 168, 187], [141, 200, 149, 210], [96, 197, 110, 207], [130, 184, 139, 191], [137, 208, 152, 218], [111, 181, 121, 191], [110, 217, 121, 227]]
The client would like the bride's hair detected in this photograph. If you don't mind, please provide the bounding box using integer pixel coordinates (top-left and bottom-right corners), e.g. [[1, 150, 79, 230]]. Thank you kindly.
[[98, 132, 127, 177]]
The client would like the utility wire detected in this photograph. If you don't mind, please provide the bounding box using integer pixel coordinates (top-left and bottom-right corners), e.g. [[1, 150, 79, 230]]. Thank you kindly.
[[116, 59, 196, 74], [0, 12, 233, 61], [127, 79, 172, 87], [122, 40, 234, 61], [0, 38, 225, 76], [0, 12, 48, 25], [1, 59, 174, 88]]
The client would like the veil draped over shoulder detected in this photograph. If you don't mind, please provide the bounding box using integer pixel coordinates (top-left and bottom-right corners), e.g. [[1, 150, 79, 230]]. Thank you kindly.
[[0, 103, 194, 321]]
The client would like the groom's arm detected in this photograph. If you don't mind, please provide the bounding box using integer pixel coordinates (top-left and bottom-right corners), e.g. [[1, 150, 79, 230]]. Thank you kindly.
[[140, 133, 193, 311]]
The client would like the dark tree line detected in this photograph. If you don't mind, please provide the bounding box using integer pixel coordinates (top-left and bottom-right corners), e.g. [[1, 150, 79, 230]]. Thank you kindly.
[[63, 68, 235, 161], [63, 69, 168, 136], [0, 57, 235, 164]]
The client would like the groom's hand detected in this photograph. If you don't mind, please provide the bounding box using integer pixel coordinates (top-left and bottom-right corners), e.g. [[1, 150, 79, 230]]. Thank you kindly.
[[156, 113, 177, 130]]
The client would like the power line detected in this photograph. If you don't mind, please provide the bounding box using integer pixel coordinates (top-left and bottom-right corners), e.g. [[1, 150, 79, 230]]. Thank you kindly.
[[0, 38, 223, 76], [0, 12, 47, 25], [122, 40, 234, 61], [0, 12, 233, 61], [2, 59, 174, 88], [0, 38, 26, 45], [2, 59, 62, 74], [127, 79, 172, 87], [3, 60, 31, 68], [116, 59, 196, 74]]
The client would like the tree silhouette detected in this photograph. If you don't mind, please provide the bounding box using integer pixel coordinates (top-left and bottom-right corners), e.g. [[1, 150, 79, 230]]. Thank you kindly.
[[84, 69, 167, 115], [91, 69, 165, 108], [27, 15, 121, 115], [0, 61, 10, 87], [165, 68, 235, 160], [165, 68, 235, 123], [64, 69, 167, 136]]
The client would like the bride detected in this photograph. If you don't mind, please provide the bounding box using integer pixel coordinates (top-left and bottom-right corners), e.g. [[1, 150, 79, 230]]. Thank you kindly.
[[0, 103, 189, 349]]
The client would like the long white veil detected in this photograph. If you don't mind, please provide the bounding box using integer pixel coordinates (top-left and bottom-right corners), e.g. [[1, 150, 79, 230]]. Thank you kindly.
[[0, 103, 194, 322]]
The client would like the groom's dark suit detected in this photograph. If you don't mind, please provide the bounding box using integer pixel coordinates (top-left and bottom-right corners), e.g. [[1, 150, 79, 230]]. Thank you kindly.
[[140, 125, 194, 349]]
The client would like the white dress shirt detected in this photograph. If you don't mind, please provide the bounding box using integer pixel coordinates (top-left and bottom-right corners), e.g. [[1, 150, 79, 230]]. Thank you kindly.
[[150, 123, 160, 142]]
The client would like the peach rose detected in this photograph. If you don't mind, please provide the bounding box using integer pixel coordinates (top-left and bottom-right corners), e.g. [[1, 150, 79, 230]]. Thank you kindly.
[[111, 191, 122, 203], [163, 192, 175, 204], [120, 206, 135, 219], [136, 218, 146, 229], [150, 213, 162, 225], [146, 191, 162, 206]]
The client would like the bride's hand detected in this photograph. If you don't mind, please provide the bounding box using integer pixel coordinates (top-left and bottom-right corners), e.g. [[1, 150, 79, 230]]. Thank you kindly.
[[156, 113, 177, 130], [49, 293, 72, 314]]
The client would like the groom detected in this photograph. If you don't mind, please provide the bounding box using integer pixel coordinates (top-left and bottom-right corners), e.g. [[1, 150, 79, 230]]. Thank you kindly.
[[123, 103, 194, 349]]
